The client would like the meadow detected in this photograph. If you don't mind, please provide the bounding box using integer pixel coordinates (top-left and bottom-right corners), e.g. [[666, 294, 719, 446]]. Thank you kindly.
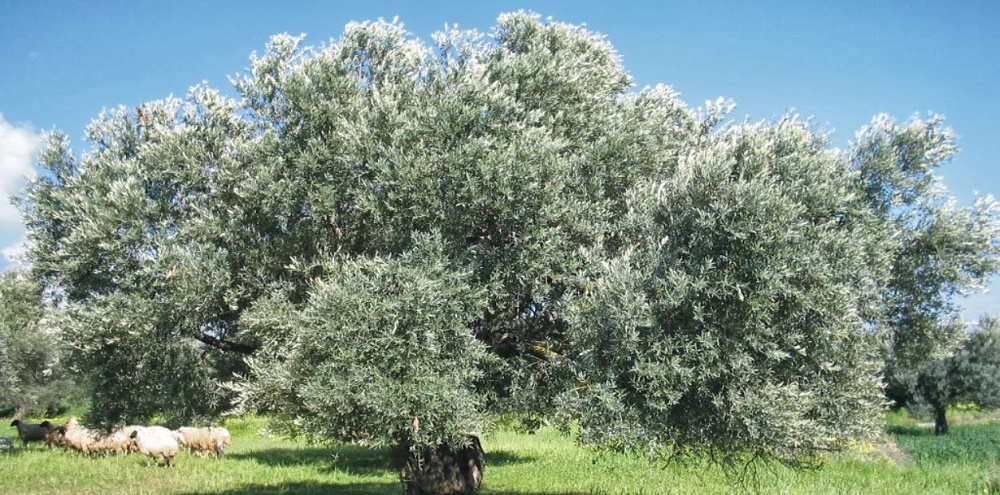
[[2, 412, 999, 495]]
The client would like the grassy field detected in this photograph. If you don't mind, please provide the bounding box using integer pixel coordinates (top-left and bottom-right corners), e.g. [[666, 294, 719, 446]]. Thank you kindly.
[[2, 412, 999, 494]]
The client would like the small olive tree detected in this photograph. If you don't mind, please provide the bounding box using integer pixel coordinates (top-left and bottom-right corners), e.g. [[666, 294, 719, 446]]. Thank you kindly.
[[908, 315, 1000, 434]]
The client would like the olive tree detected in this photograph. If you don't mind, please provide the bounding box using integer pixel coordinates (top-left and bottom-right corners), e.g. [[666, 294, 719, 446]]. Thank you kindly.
[[852, 115, 1000, 407], [16, 11, 1000, 493], [906, 315, 1000, 435]]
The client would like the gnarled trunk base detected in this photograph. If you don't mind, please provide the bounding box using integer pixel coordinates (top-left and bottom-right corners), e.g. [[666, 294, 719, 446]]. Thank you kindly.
[[934, 405, 949, 435], [403, 435, 485, 495]]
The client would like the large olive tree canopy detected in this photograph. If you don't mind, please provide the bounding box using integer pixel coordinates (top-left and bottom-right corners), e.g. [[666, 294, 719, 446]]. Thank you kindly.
[[18, 11, 999, 473]]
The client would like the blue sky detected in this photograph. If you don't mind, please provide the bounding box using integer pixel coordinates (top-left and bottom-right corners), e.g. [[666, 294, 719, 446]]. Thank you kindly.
[[1, 0, 998, 320]]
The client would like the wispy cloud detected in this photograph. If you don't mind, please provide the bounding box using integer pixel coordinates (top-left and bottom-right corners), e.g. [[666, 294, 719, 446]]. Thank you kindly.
[[961, 279, 1000, 323], [1, 234, 29, 269], [0, 114, 40, 269]]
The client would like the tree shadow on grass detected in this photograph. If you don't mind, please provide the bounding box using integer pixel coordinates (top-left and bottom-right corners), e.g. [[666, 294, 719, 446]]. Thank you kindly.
[[481, 492, 595, 495], [885, 424, 936, 436], [231, 445, 537, 470], [179, 483, 598, 495], [484, 449, 538, 466], [229, 447, 336, 466], [230, 445, 396, 477], [176, 481, 399, 495], [214, 446, 541, 494]]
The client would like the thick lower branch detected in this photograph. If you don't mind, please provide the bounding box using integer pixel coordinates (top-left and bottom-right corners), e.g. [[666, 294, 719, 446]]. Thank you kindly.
[[192, 331, 258, 354]]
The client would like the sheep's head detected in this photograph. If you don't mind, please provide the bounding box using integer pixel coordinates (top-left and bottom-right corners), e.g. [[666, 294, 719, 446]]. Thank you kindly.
[[40, 421, 52, 429], [172, 430, 188, 446], [128, 430, 141, 451], [10, 420, 20, 427]]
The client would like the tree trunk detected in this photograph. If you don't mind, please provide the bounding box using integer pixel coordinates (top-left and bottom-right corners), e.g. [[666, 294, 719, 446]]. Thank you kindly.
[[934, 404, 949, 435], [402, 435, 485, 495]]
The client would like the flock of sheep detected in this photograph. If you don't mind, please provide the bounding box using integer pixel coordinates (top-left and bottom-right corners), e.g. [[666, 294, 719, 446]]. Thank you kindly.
[[5, 418, 231, 467]]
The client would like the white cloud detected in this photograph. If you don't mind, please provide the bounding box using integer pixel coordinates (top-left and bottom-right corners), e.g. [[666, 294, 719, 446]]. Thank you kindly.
[[0, 114, 40, 269], [1, 233, 28, 269], [961, 277, 1000, 323]]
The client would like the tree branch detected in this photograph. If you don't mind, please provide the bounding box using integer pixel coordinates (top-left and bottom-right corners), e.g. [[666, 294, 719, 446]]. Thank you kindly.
[[192, 331, 258, 354]]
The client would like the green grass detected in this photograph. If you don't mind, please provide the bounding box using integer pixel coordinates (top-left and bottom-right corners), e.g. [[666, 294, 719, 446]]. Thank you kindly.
[[3, 413, 1000, 494], [891, 423, 1000, 465]]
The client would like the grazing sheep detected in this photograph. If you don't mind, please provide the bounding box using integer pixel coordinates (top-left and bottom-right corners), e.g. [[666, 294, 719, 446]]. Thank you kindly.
[[130, 426, 178, 467], [9, 420, 48, 448], [97, 425, 142, 455], [0, 436, 14, 452], [56, 420, 100, 455], [174, 426, 232, 458], [210, 427, 232, 457], [38, 420, 66, 448]]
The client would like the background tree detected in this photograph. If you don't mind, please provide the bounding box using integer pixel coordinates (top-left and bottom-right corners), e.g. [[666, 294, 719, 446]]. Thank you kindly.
[[15, 11, 1000, 493], [0, 269, 78, 417], [906, 315, 1000, 435], [851, 115, 1000, 401]]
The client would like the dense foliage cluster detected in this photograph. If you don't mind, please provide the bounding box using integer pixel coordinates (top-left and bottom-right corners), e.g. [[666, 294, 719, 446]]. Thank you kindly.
[[0, 270, 78, 416], [560, 119, 889, 464], [14, 11, 1000, 484], [236, 233, 489, 451]]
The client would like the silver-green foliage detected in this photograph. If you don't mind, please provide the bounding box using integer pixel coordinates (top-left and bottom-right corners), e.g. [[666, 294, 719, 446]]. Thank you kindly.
[[854, 115, 1000, 412], [19, 86, 259, 426], [221, 12, 700, 440], [235, 233, 487, 450], [854, 116, 1000, 366], [0, 270, 77, 415], [561, 118, 886, 464]]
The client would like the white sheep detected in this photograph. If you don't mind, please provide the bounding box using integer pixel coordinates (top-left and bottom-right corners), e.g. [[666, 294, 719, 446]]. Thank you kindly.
[[9, 420, 48, 448], [54, 419, 100, 455], [173, 426, 231, 458], [92, 425, 142, 455], [130, 426, 178, 467], [209, 427, 232, 457], [0, 436, 14, 452]]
